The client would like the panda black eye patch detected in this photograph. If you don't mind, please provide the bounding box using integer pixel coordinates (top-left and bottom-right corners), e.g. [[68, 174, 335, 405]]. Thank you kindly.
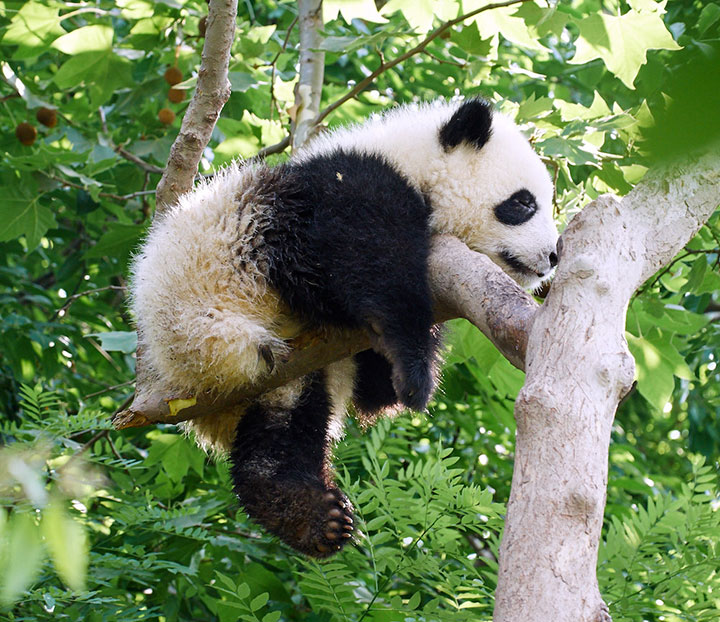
[[494, 189, 538, 226]]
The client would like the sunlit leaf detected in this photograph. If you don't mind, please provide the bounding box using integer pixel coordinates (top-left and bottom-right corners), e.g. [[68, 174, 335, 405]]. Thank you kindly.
[[569, 9, 680, 89], [42, 500, 87, 591]]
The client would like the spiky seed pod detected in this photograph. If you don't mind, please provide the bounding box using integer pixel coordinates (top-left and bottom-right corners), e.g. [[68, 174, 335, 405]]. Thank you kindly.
[[36, 107, 57, 128], [168, 88, 185, 103], [158, 108, 176, 125], [164, 66, 182, 86], [15, 122, 37, 146]]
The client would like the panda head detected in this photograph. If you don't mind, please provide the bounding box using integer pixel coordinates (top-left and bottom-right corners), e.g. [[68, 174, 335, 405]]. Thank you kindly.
[[431, 98, 558, 291]]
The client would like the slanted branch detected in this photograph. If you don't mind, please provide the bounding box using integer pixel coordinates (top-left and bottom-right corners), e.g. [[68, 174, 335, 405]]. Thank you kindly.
[[114, 235, 538, 429]]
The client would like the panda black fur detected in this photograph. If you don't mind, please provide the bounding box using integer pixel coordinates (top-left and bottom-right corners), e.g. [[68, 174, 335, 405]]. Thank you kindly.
[[130, 98, 559, 557]]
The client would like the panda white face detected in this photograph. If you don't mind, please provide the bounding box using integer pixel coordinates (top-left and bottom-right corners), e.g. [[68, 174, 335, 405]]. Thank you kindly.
[[298, 97, 558, 291], [431, 99, 559, 291]]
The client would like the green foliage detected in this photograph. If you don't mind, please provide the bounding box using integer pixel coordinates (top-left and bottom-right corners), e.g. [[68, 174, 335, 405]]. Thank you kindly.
[[0, 0, 718, 619], [600, 459, 720, 621]]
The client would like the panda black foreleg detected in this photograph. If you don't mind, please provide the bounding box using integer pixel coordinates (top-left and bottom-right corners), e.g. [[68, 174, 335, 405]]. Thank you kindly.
[[229, 371, 353, 558], [359, 290, 442, 413]]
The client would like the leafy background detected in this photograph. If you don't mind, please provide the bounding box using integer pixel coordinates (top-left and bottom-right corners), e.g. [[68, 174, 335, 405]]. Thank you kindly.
[[0, 0, 719, 620]]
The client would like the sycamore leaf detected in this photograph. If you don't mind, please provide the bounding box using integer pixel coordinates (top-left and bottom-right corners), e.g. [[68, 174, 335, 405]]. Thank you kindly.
[[626, 331, 693, 410], [462, 0, 546, 51], [569, 9, 680, 89], [554, 92, 612, 121], [2, 1, 65, 58], [52, 25, 113, 54], [323, 0, 387, 24], [87, 331, 138, 354], [381, 0, 458, 33], [0, 189, 57, 249], [85, 223, 144, 259], [698, 3, 720, 36]]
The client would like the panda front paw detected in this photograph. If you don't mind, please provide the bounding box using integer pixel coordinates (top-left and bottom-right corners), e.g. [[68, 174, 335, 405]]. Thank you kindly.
[[393, 359, 435, 412]]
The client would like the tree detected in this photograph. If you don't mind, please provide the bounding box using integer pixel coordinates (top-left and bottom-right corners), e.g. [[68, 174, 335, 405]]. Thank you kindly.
[[0, 1, 719, 621]]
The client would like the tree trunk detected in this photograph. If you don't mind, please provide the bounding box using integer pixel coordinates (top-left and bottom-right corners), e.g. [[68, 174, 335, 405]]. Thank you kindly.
[[493, 152, 720, 622]]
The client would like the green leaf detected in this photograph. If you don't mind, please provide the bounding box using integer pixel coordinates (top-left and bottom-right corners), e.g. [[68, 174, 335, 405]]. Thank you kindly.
[[536, 137, 598, 166], [2, 1, 65, 58], [554, 92, 612, 121], [250, 592, 269, 611], [463, 0, 546, 51], [323, 0, 388, 24], [236, 582, 251, 599], [54, 51, 133, 106], [0, 188, 57, 249], [569, 9, 680, 89], [381, 0, 457, 33], [445, 319, 500, 367], [698, 3, 720, 35], [52, 25, 113, 54], [87, 331, 138, 354], [229, 72, 260, 93], [85, 223, 144, 259], [626, 333, 675, 411], [42, 501, 87, 591], [0, 512, 44, 605]]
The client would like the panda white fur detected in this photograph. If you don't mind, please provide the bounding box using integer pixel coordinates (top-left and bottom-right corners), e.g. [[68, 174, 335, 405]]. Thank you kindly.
[[130, 98, 558, 557]]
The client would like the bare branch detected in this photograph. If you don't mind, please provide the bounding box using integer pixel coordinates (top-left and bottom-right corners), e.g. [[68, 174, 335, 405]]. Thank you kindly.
[[154, 0, 238, 212], [113, 236, 537, 429], [98, 108, 165, 175], [56, 285, 126, 317], [42, 172, 156, 202], [254, 135, 291, 159], [314, 0, 534, 126]]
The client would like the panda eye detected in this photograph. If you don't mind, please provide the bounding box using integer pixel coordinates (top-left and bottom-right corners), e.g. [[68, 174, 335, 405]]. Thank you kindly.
[[494, 189, 538, 226]]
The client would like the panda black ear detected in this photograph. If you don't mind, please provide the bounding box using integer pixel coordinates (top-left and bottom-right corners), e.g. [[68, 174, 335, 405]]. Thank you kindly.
[[439, 98, 493, 151]]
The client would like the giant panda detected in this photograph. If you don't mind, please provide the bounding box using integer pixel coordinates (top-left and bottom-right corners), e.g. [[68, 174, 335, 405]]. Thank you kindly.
[[130, 97, 558, 558]]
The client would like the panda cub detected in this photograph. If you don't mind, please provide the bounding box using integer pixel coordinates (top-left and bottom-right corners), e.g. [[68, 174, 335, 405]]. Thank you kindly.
[[130, 98, 558, 558]]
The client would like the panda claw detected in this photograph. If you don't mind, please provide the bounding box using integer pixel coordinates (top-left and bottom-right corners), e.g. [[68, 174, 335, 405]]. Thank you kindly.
[[258, 344, 275, 372]]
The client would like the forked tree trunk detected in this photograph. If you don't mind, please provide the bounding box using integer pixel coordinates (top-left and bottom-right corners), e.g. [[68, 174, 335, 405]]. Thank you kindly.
[[136, 2, 720, 619], [493, 153, 720, 622]]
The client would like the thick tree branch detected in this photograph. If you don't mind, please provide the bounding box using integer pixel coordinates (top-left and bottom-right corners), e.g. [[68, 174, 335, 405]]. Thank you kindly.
[[154, 0, 237, 212], [113, 236, 537, 429], [493, 150, 720, 622]]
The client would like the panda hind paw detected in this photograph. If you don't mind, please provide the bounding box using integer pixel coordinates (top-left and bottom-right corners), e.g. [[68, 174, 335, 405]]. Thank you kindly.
[[311, 489, 355, 557], [240, 477, 354, 558]]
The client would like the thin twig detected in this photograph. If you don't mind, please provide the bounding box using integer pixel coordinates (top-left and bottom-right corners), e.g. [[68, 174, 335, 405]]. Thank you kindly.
[[422, 50, 467, 67], [314, 0, 534, 126], [60, 7, 109, 20], [269, 15, 299, 120], [51, 285, 126, 322], [43, 172, 156, 202], [84, 380, 136, 400], [98, 108, 165, 175], [254, 134, 291, 159]]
